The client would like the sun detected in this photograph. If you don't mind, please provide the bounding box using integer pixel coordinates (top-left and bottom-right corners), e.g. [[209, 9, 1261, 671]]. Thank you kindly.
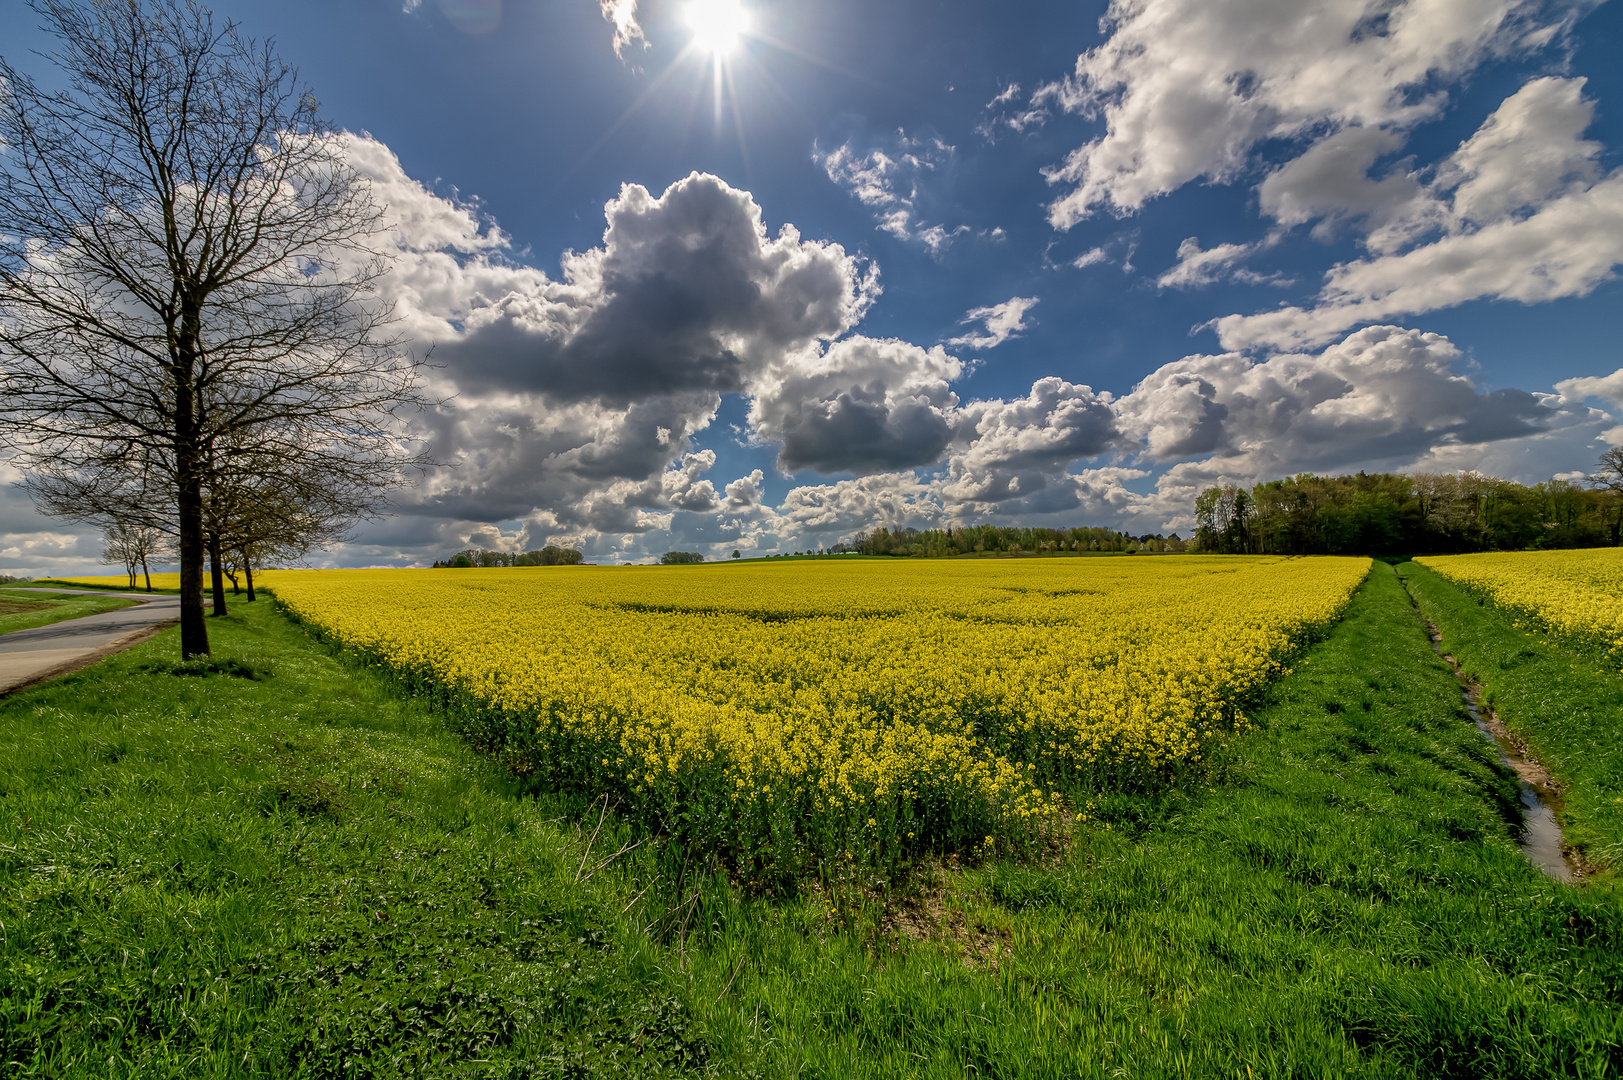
[[685, 0, 749, 55]]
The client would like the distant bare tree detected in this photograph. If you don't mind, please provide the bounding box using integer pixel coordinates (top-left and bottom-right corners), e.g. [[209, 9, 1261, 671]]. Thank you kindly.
[[0, 0, 430, 657], [101, 521, 170, 591], [204, 437, 387, 604], [33, 424, 391, 611]]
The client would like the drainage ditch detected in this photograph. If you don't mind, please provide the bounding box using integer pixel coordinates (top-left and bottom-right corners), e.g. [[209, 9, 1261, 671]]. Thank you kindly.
[[1399, 578, 1577, 883]]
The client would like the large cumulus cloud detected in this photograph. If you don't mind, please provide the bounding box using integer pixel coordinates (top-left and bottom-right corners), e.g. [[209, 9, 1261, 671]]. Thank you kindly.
[[942, 379, 1123, 508], [748, 337, 963, 473], [332, 144, 891, 552], [420, 172, 877, 402], [1119, 325, 1568, 470]]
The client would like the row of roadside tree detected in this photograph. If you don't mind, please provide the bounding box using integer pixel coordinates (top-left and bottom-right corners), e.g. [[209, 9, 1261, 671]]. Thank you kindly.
[[0, 3, 430, 649]]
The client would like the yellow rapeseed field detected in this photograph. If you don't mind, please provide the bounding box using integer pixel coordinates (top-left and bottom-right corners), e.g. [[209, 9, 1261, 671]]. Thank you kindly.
[[1416, 548, 1623, 662], [54, 573, 186, 590], [269, 556, 1368, 876]]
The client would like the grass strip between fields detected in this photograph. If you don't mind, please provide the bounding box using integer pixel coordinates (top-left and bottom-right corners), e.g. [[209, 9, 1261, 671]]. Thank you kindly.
[[1398, 560, 1623, 880], [0, 563, 1616, 1078], [0, 589, 142, 637]]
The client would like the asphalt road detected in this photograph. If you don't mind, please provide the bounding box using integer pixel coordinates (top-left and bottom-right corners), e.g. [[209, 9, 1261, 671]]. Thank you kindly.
[[0, 588, 190, 695]]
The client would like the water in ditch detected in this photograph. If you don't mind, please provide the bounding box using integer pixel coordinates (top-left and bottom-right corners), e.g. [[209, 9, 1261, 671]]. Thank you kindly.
[[1452, 676, 1575, 883], [1401, 582, 1576, 882]]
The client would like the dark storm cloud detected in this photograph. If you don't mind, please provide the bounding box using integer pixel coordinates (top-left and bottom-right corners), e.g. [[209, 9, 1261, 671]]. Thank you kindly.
[[435, 173, 874, 405]]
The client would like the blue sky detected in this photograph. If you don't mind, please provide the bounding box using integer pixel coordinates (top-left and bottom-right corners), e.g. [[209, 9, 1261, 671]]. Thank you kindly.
[[3, 0, 1622, 571]]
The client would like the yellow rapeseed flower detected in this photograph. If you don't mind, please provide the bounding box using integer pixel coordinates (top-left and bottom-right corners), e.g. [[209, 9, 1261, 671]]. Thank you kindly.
[[267, 555, 1369, 864]]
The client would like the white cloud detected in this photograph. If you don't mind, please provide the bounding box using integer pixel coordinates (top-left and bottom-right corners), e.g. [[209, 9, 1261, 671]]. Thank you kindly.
[[978, 83, 1051, 139], [350, 152, 879, 400], [1111, 326, 1614, 532], [1158, 236, 1292, 289], [987, 84, 1022, 109], [747, 336, 963, 473], [1072, 246, 1110, 269], [1258, 126, 1423, 239], [0, 458, 115, 576], [724, 469, 767, 514], [1261, 76, 1604, 250], [1557, 368, 1623, 411], [1217, 171, 1623, 350], [1118, 324, 1579, 471], [1158, 238, 1254, 289], [600, 0, 648, 58], [815, 133, 970, 254], [1217, 77, 1623, 350], [332, 147, 887, 543], [945, 295, 1040, 349], [774, 473, 942, 535], [942, 378, 1124, 510], [662, 450, 722, 511], [1445, 75, 1603, 226], [1035, 0, 1588, 228]]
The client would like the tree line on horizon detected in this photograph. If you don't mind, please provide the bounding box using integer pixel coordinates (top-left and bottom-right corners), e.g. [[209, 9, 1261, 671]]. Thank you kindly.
[[1195, 457, 1623, 556], [842, 524, 1187, 558], [432, 546, 586, 568]]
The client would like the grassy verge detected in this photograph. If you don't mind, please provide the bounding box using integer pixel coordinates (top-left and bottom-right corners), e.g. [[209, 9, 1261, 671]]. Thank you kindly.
[[0, 589, 141, 636], [671, 562, 1620, 1078], [0, 600, 712, 1078], [1399, 560, 1623, 878]]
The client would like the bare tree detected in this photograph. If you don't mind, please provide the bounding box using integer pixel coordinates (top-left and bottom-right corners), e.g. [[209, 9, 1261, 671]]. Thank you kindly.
[[102, 526, 141, 590], [1591, 447, 1623, 545], [30, 421, 394, 611], [0, 0, 430, 657], [203, 434, 389, 605], [101, 521, 170, 590]]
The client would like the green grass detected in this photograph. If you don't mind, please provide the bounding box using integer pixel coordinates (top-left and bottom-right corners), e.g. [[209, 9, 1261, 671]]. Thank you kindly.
[[0, 589, 141, 635], [0, 600, 712, 1078], [1398, 560, 1623, 879], [1, 564, 1618, 1078]]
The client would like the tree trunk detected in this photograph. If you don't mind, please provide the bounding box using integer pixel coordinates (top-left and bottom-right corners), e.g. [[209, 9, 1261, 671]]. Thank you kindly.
[[244, 557, 256, 603], [175, 451, 210, 658], [208, 531, 228, 618], [141, 557, 151, 593]]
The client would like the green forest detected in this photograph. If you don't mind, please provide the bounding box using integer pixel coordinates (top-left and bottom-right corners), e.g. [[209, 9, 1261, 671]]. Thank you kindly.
[[841, 523, 1187, 557], [1195, 467, 1622, 555], [844, 467, 1623, 561], [431, 545, 585, 568]]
